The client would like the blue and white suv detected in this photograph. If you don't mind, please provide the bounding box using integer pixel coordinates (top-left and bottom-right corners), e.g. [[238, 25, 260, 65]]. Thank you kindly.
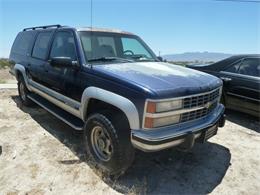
[[10, 25, 225, 175]]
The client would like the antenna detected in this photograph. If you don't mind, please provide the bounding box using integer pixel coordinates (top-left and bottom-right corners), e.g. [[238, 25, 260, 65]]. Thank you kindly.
[[90, 0, 93, 67], [90, 0, 93, 29]]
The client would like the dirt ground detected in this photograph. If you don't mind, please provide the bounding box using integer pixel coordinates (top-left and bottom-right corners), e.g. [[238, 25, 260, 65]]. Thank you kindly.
[[0, 89, 259, 195], [0, 68, 15, 83]]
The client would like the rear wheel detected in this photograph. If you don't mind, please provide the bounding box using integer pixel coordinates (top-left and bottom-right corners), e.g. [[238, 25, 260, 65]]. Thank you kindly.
[[84, 112, 135, 176], [18, 75, 33, 106]]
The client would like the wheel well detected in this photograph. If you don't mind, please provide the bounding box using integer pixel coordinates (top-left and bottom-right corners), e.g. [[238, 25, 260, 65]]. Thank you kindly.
[[16, 70, 22, 80], [86, 99, 130, 127], [16, 70, 25, 82]]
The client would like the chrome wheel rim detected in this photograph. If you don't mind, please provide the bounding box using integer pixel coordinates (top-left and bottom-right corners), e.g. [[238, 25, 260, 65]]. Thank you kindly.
[[19, 82, 26, 101], [90, 126, 113, 161]]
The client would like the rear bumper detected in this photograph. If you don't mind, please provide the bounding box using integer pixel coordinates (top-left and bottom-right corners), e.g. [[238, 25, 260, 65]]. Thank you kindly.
[[131, 104, 225, 152]]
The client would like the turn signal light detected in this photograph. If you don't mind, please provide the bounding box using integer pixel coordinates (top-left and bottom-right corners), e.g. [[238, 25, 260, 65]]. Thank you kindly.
[[146, 101, 156, 113]]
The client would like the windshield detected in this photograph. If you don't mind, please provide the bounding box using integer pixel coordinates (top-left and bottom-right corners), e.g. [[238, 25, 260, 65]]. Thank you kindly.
[[79, 31, 157, 63]]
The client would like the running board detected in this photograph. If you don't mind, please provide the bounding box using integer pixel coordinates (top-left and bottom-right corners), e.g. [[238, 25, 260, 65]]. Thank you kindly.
[[28, 93, 84, 130]]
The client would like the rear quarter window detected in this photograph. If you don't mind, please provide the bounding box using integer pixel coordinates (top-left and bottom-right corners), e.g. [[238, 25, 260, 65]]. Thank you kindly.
[[32, 32, 52, 60], [225, 60, 241, 73], [11, 32, 35, 55], [239, 58, 260, 77]]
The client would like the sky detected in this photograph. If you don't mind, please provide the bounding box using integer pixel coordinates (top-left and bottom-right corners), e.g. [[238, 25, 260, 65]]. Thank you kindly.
[[0, 0, 260, 58]]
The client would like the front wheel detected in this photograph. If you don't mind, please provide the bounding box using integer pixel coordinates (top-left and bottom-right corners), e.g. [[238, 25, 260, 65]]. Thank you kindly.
[[83, 113, 135, 176]]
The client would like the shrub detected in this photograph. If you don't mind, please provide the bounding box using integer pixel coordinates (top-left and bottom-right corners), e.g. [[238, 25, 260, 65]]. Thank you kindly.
[[0, 58, 11, 69]]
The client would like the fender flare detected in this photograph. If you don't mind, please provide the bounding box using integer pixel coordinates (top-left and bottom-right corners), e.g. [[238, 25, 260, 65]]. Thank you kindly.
[[13, 64, 31, 90], [80, 87, 140, 130]]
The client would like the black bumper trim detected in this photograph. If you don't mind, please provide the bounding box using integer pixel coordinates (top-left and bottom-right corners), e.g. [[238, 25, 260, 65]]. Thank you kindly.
[[132, 125, 213, 146]]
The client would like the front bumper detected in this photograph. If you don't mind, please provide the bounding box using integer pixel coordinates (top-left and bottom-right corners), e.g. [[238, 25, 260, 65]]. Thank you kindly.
[[131, 104, 225, 152]]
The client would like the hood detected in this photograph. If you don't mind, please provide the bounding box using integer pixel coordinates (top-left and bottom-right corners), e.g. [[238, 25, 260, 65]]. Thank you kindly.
[[94, 62, 222, 98]]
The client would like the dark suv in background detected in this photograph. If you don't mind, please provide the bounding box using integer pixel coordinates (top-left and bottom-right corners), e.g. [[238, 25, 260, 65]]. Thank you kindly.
[[9, 25, 225, 175]]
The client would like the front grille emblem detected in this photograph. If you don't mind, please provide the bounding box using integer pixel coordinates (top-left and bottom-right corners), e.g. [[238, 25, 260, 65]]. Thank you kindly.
[[204, 102, 211, 109]]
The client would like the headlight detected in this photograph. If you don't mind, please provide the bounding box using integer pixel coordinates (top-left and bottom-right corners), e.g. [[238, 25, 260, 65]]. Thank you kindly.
[[156, 100, 182, 112], [144, 99, 183, 129], [146, 99, 183, 113]]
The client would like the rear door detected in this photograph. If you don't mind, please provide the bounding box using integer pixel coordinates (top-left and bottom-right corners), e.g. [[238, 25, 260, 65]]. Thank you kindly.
[[220, 58, 260, 115], [29, 30, 54, 85]]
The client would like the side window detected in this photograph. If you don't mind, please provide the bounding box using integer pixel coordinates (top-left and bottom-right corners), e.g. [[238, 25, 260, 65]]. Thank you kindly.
[[50, 31, 77, 61], [32, 32, 52, 60], [239, 58, 260, 77], [225, 60, 241, 73], [11, 32, 34, 55]]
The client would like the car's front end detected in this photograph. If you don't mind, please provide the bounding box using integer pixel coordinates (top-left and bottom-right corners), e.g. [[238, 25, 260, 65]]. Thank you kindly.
[[92, 61, 226, 152], [131, 86, 225, 152], [78, 28, 226, 152]]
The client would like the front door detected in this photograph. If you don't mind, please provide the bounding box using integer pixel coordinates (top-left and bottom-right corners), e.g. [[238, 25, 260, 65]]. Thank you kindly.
[[47, 30, 82, 101]]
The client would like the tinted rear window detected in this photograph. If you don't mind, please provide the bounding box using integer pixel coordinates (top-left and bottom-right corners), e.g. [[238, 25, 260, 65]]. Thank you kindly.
[[32, 32, 52, 60], [11, 32, 35, 55]]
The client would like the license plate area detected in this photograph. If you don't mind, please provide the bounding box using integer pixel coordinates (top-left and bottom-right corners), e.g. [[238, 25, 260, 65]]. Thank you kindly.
[[200, 124, 218, 142]]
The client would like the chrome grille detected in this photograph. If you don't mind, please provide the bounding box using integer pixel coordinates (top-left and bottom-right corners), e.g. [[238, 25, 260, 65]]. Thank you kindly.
[[183, 88, 220, 109], [181, 88, 220, 123]]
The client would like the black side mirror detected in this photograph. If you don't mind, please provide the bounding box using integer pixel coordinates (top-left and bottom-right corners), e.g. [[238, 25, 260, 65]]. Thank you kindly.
[[50, 57, 76, 68], [157, 56, 163, 62]]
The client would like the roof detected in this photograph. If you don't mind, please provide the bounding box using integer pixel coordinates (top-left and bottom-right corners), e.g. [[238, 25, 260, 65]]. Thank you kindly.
[[22, 25, 135, 35], [207, 54, 260, 71], [76, 27, 134, 35]]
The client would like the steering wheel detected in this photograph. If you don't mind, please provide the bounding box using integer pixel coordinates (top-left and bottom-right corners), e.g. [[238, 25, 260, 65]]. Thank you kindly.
[[123, 50, 134, 55]]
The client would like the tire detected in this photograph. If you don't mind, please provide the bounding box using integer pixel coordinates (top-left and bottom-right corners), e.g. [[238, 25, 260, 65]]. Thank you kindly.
[[83, 112, 135, 176], [18, 75, 33, 106]]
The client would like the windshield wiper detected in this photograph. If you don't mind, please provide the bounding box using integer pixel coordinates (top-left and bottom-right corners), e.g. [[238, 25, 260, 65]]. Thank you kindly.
[[88, 57, 133, 63], [129, 55, 156, 62]]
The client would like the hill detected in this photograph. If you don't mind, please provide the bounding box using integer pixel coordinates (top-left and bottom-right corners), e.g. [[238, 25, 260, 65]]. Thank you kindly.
[[163, 52, 232, 62]]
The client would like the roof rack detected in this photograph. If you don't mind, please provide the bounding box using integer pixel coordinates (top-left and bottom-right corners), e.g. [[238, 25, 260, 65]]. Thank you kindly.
[[23, 24, 62, 31]]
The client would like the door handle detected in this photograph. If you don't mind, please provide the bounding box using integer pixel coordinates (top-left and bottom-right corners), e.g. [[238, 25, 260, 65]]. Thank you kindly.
[[220, 77, 232, 82]]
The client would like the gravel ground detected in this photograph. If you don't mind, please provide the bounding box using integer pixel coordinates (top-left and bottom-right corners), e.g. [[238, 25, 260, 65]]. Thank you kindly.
[[0, 89, 259, 195], [0, 68, 15, 83]]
